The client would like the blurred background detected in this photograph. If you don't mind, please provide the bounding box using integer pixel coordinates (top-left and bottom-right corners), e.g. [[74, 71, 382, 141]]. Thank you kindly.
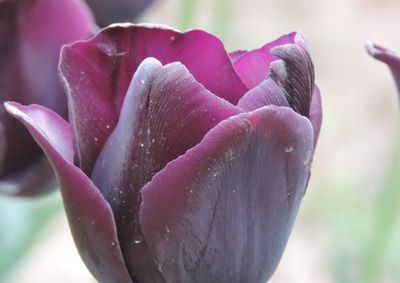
[[1, 0, 400, 282]]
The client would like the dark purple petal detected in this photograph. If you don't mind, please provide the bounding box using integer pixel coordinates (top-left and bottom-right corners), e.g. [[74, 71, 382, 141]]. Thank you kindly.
[[270, 38, 315, 117], [140, 106, 314, 283], [232, 33, 295, 89], [366, 42, 400, 98], [0, 157, 56, 196], [85, 0, 155, 26], [4, 102, 133, 283], [237, 78, 289, 111], [0, 0, 94, 194], [59, 24, 247, 173], [91, 58, 241, 282], [310, 86, 322, 147]]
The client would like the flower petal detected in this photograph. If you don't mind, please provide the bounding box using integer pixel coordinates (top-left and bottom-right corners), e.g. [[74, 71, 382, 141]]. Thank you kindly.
[[366, 42, 400, 97], [140, 106, 314, 283], [60, 24, 248, 173], [4, 102, 133, 283], [0, 0, 94, 193], [310, 86, 322, 147], [0, 157, 56, 197], [237, 78, 289, 111], [91, 58, 241, 282], [270, 39, 315, 117], [232, 32, 296, 89]]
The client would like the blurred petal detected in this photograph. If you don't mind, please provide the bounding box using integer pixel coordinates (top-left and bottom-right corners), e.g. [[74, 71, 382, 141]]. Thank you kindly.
[[366, 42, 400, 96], [140, 106, 314, 283], [237, 78, 289, 111], [91, 58, 241, 282], [270, 41, 315, 117], [232, 33, 295, 89], [229, 50, 247, 63], [310, 86, 322, 147], [4, 102, 133, 283], [85, 0, 155, 26], [0, 157, 56, 197], [60, 24, 247, 173], [0, 0, 94, 193]]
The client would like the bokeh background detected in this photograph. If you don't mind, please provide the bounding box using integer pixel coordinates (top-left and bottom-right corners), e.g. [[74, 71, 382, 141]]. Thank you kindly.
[[1, 0, 400, 282]]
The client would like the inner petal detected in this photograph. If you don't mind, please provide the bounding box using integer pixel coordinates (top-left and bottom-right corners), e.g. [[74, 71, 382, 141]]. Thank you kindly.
[[91, 58, 241, 282]]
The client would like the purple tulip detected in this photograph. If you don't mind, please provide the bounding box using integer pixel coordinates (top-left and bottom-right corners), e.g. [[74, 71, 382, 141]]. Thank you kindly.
[[5, 24, 322, 282], [0, 0, 94, 196], [366, 42, 400, 101], [85, 0, 155, 26]]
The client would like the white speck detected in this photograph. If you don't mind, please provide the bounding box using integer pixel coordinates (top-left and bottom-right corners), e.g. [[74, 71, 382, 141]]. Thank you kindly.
[[134, 239, 142, 244], [170, 36, 175, 41], [111, 242, 116, 246], [284, 146, 293, 153], [140, 143, 144, 148], [140, 79, 145, 84], [106, 124, 110, 129], [94, 137, 99, 142], [91, 221, 96, 225]]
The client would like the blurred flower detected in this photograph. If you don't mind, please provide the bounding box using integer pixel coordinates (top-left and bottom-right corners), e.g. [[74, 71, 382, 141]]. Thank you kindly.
[[85, 0, 155, 26], [0, 0, 94, 196], [366, 42, 400, 101], [5, 24, 322, 282]]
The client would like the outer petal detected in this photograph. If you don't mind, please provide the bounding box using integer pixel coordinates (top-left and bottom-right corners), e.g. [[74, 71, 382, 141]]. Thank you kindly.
[[232, 32, 295, 89], [0, 0, 94, 194], [140, 106, 314, 283], [366, 42, 400, 98], [4, 102, 133, 283], [91, 58, 242, 282], [59, 24, 247, 173], [85, 0, 155, 26], [237, 78, 289, 111], [310, 86, 322, 147]]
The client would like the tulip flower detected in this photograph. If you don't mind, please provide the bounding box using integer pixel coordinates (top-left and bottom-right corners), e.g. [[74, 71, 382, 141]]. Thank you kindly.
[[85, 0, 155, 26], [5, 24, 322, 282], [366, 42, 400, 102], [0, 0, 94, 196]]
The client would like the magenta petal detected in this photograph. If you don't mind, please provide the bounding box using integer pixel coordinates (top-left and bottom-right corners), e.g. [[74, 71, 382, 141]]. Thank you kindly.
[[91, 58, 241, 282], [4, 102, 133, 283], [366, 42, 400, 97], [270, 42, 315, 117], [237, 78, 289, 111], [140, 106, 314, 283], [233, 33, 296, 89], [310, 86, 322, 147], [229, 50, 248, 63], [59, 24, 247, 173]]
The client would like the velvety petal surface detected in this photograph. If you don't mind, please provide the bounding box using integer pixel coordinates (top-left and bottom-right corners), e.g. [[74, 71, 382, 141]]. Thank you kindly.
[[237, 78, 289, 111], [270, 39, 315, 117], [4, 102, 133, 283], [85, 0, 155, 26], [91, 58, 241, 282], [140, 106, 314, 283], [366, 42, 400, 97], [59, 24, 247, 173], [232, 33, 295, 89], [0, 0, 94, 194]]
